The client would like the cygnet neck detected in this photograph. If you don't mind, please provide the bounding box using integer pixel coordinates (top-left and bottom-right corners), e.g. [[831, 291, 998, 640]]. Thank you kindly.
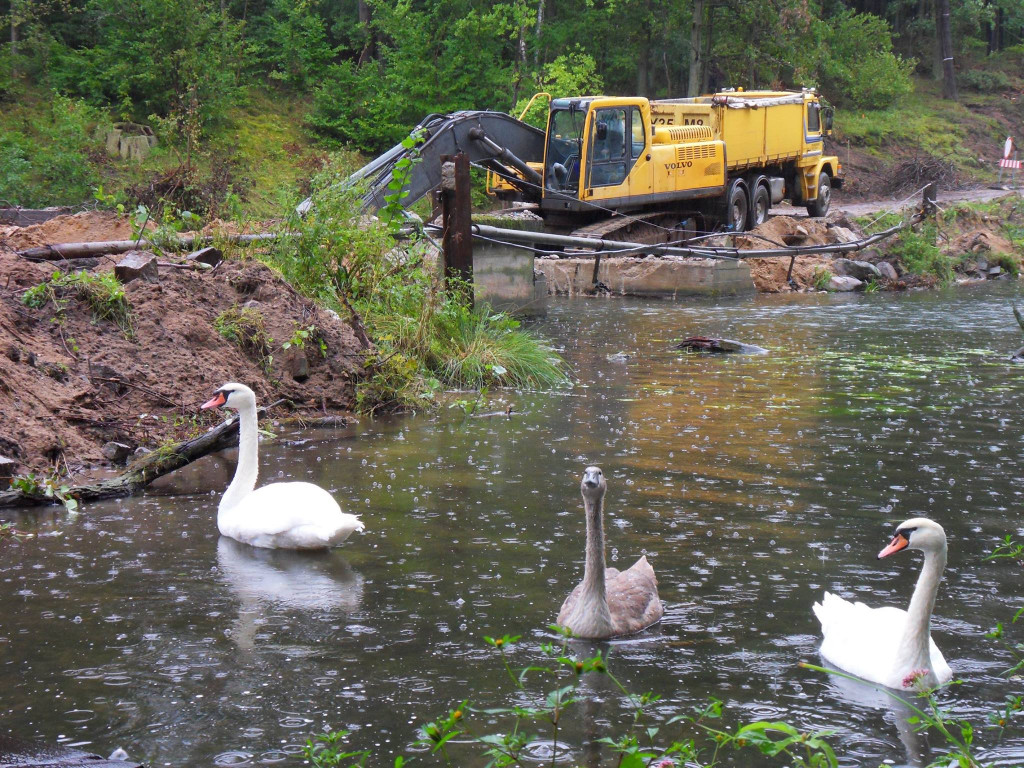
[[581, 488, 608, 604]]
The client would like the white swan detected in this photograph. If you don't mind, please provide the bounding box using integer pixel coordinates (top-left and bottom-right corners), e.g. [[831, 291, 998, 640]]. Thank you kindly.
[[557, 466, 663, 639], [201, 382, 364, 550], [813, 517, 952, 690]]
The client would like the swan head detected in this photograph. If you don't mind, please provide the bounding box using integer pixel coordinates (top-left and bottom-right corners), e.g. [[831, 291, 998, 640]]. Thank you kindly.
[[580, 466, 607, 503], [878, 517, 946, 559], [201, 382, 257, 411]]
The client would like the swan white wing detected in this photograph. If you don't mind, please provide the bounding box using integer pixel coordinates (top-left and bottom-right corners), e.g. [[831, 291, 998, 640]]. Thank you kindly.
[[813, 591, 952, 688], [814, 592, 909, 686], [219, 482, 364, 550]]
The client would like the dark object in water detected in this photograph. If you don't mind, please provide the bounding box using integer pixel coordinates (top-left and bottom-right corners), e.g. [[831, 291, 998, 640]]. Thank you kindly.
[[0, 735, 142, 767], [675, 336, 768, 355]]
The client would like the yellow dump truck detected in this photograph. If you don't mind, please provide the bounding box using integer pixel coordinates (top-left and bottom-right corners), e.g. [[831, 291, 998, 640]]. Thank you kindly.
[[538, 89, 842, 236], [329, 88, 842, 240]]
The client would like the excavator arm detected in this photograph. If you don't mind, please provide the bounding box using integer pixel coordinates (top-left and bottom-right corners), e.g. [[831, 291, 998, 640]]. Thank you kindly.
[[298, 111, 546, 215]]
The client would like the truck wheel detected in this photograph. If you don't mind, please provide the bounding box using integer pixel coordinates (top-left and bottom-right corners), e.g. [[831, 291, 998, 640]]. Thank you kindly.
[[806, 173, 831, 217], [725, 180, 748, 231], [748, 184, 771, 229]]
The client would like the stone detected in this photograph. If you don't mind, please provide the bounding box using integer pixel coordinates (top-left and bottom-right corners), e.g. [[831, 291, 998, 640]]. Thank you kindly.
[[833, 258, 881, 282], [5, 345, 20, 363], [877, 262, 899, 281], [114, 251, 159, 284], [0, 455, 17, 479], [133, 447, 150, 458], [976, 257, 989, 272], [831, 226, 858, 244], [829, 275, 863, 292], [101, 441, 133, 464], [989, 266, 1003, 277], [185, 246, 222, 268], [286, 349, 310, 382]]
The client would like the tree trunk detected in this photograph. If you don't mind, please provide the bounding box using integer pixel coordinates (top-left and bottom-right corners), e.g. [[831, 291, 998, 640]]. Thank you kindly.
[[534, 0, 544, 67], [701, 4, 715, 93], [10, 14, 18, 80], [357, 0, 375, 66], [936, 0, 957, 100], [688, 0, 705, 97]]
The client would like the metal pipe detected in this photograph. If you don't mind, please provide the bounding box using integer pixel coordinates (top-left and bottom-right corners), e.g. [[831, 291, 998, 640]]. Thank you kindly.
[[448, 217, 918, 260]]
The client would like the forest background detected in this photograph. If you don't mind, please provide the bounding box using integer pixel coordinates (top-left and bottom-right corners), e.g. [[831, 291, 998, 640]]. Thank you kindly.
[[0, 0, 1022, 217]]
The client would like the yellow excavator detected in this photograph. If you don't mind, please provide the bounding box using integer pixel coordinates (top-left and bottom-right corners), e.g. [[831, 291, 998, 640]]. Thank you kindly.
[[304, 88, 842, 240]]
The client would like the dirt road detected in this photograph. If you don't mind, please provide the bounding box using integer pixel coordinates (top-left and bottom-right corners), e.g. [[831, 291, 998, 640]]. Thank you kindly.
[[775, 185, 1023, 219]]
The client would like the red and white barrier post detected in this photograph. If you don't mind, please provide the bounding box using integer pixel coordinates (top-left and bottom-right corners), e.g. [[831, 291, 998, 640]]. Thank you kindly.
[[998, 136, 1019, 186]]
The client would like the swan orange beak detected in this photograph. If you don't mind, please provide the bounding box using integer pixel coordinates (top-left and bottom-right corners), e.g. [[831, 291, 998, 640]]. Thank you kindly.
[[878, 532, 909, 559], [201, 391, 227, 410]]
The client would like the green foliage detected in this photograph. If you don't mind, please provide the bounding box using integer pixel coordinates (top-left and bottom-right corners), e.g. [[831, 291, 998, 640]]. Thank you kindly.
[[214, 305, 274, 373], [269, 156, 568, 412], [813, 10, 915, 110], [303, 730, 369, 768], [246, 0, 336, 89], [23, 269, 133, 337], [886, 222, 953, 283], [46, 0, 243, 129], [958, 68, 1014, 93], [308, 630, 837, 768], [0, 93, 106, 207], [9, 473, 78, 512], [512, 48, 604, 127], [812, 266, 833, 291]]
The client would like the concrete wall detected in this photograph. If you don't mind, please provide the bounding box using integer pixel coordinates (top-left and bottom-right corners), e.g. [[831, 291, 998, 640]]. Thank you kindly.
[[472, 239, 547, 316], [537, 256, 755, 298], [471, 214, 547, 316]]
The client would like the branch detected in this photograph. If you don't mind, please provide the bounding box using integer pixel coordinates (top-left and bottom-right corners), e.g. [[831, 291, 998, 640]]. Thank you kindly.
[[0, 400, 287, 510]]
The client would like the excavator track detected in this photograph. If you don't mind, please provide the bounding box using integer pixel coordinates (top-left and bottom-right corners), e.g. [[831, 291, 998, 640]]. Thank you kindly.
[[570, 210, 702, 246]]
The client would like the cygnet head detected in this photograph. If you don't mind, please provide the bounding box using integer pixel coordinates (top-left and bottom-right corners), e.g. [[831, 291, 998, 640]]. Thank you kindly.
[[201, 382, 256, 411], [878, 517, 946, 559], [580, 466, 606, 504]]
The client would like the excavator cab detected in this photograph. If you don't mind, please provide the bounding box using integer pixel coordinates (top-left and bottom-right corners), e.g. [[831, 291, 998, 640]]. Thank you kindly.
[[544, 100, 587, 195]]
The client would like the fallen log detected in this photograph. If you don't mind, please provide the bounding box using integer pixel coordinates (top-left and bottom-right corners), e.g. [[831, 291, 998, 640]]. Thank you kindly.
[[17, 233, 281, 261], [0, 400, 286, 510], [675, 336, 769, 355]]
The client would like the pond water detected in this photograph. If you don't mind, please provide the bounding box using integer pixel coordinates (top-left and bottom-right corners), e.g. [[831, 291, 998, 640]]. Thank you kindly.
[[2, 283, 1023, 767]]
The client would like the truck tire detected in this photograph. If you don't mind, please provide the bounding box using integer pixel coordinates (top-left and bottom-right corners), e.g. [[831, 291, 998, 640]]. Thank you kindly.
[[806, 173, 831, 217], [748, 183, 771, 229], [725, 180, 748, 231]]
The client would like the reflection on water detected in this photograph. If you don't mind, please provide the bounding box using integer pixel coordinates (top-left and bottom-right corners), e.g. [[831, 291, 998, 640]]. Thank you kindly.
[[1, 284, 1023, 766]]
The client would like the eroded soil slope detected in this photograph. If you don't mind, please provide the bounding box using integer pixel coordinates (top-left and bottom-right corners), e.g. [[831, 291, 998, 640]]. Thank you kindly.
[[0, 214, 363, 475]]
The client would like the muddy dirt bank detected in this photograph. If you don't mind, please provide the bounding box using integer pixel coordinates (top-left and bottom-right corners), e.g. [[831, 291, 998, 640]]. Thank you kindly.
[[0, 213, 364, 476]]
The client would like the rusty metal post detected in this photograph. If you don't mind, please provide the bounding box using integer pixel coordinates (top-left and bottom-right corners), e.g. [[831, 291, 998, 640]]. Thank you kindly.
[[440, 152, 474, 305]]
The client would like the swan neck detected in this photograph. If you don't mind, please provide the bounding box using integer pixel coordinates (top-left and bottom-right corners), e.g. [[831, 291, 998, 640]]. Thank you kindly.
[[220, 402, 259, 512], [899, 544, 946, 671], [581, 493, 607, 603]]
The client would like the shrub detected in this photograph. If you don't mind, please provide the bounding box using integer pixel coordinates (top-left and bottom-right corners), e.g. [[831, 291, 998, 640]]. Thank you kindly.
[[887, 222, 954, 283], [269, 155, 569, 412], [23, 269, 133, 337], [814, 10, 915, 110], [957, 68, 1013, 93], [214, 305, 274, 373]]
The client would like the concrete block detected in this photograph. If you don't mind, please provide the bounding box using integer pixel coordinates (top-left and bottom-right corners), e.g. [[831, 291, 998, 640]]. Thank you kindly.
[[105, 129, 123, 156], [537, 256, 755, 298], [186, 246, 222, 268], [0, 455, 17, 479], [114, 251, 159, 283]]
